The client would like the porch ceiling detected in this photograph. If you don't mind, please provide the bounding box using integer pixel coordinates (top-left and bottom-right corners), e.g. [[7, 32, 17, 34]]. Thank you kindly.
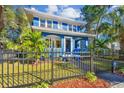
[[44, 35, 61, 40], [32, 26, 96, 38]]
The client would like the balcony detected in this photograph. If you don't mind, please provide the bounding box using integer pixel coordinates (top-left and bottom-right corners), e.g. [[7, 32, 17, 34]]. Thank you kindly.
[[32, 26, 96, 38]]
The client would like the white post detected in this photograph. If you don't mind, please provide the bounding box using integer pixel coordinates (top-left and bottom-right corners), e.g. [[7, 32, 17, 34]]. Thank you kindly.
[[45, 19, 47, 28], [72, 25, 73, 32], [51, 20, 53, 29], [39, 17, 40, 27], [67, 24, 69, 31]]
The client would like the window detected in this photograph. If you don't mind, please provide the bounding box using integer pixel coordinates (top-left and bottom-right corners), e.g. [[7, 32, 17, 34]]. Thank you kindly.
[[69, 24, 72, 31], [40, 19, 45, 27], [62, 23, 68, 31], [47, 20, 52, 28], [32, 17, 39, 26], [53, 21, 58, 29], [77, 26, 80, 32], [56, 40, 61, 48], [58, 23, 62, 29], [73, 25, 77, 32]]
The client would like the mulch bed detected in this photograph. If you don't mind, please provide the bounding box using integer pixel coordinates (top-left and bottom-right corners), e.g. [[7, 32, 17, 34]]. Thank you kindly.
[[49, 77, 110, 88]]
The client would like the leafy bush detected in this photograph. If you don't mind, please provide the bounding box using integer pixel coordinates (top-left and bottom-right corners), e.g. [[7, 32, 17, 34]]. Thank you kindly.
[[118, 67, 124, 73], [85, 72, 97, 82], [32, 82, 49, 88]]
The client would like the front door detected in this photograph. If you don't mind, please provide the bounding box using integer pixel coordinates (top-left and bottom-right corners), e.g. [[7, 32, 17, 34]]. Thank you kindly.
[[65, 38, 71, 52]]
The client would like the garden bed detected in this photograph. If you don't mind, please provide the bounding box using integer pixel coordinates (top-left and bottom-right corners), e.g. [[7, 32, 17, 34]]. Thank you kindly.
[[115, 67, 124, 77], [49, 77, 110, 88]]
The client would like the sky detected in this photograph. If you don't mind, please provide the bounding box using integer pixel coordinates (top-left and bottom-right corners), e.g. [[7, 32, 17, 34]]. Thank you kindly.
[[14, 5, 118, 20], [23, 5, 83, 19]]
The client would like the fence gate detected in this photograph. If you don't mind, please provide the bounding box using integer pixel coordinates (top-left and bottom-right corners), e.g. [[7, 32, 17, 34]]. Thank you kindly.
[[0, 50, 92, 88], [94, 56, 112, 73]]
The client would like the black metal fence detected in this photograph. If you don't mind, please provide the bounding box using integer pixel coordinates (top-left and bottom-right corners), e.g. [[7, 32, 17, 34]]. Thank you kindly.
[[94, 53, 124, 73], [0, 49, 92, 88]]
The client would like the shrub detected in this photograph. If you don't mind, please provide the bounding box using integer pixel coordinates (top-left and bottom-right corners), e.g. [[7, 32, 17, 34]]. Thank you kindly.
[[118, 67, 124, 73], [85, 72, 97, 82], [32, 82, 49, 88]]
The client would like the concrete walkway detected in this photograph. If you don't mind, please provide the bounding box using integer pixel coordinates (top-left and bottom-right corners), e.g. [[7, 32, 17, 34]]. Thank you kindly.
[[111, 83, 124, 88], [96, 72, 124, 88]]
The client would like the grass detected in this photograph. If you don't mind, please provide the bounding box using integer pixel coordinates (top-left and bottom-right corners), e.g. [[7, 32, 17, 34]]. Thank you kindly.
[[0, 60, 83, 87], [0, 59, 120, 88], [83, 61, 112, 72], [103, 56, 119, 60], [118, 67, 124, 73]]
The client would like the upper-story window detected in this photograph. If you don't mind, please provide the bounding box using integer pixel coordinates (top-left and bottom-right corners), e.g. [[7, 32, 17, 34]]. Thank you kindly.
[[69, 24, 72, 31], [77, 26, 80, 32], [58, 22, 62, 29], [62, 23, 68, 31], [40, 19, 45, 27], [73, 25, 77, 32], [47, 20, 52, 28], [32, 17, 39, 26], [53, 21, 58, 29]]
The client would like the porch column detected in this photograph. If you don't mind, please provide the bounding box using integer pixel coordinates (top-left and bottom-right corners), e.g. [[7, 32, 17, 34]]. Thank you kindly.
[[61, 36, 64, 53], [72, 37, 75, 52]]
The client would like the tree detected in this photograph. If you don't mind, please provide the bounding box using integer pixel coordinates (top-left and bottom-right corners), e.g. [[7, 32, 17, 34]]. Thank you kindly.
[[80, 6, 110, 35], [20, 30, 47, 52], [102, 6, 124, 52], [80, 6, 111, 55], [0, 6, 18, 49], [81, 6, 124, 54], [1, 6, 48, 54]]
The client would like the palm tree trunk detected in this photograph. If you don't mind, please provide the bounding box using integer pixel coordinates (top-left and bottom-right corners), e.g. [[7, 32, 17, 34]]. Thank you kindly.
[[0, 5, 4, 31]]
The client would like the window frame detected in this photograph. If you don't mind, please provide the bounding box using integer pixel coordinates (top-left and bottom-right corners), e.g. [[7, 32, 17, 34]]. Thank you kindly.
[[53, 20, 58, 29]]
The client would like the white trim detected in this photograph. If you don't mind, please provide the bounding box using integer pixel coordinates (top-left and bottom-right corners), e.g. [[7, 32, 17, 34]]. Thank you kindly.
[[58, 21, 60, 29], [32, 26, 96, 37], [51, 20, 53, 29], [72, 25, 73, 32], [64, 37, 65, 52], [67, 24, 69, 31], [45, 19, 47, 28], [59, 22, 62, 30], [38, 17, 40, 27]]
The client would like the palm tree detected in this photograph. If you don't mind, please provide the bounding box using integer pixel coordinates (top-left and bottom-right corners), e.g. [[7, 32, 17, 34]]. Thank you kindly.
[[106, 6, 124, 52], [20, 30, 47, 52]]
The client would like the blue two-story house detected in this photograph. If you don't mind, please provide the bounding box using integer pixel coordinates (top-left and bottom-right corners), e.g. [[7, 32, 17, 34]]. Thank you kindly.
[[25, 8, 96, 53]]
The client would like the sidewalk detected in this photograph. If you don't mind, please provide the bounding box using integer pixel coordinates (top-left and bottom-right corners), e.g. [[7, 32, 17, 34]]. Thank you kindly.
[[96, 72, 124, 88], [111, 83, 124, 88]]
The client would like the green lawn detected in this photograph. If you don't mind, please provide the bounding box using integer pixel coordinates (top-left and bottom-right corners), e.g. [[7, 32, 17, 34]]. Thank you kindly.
[[0, 59, 116, 88], [0, 61, 83, 87]]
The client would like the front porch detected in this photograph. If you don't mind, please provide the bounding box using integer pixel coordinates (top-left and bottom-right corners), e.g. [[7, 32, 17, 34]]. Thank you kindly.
[[42, 32, 92, 54]]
